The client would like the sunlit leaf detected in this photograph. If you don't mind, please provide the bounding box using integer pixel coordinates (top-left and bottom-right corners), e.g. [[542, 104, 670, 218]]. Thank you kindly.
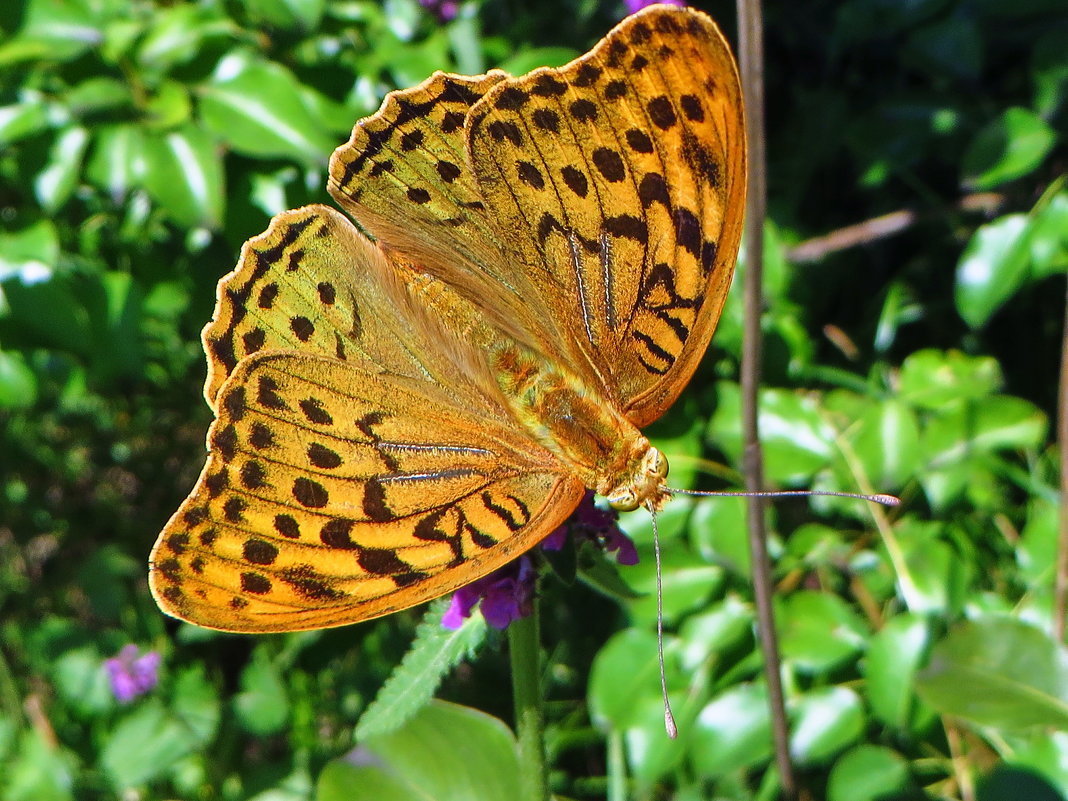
[[917, 618, 1068, 730]]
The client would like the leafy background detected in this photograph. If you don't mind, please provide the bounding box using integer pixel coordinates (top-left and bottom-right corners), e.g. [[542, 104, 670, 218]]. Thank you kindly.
[[1, 0, 1066, 798]]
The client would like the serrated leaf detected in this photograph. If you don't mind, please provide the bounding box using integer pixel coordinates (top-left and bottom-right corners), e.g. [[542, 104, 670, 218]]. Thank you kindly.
[[354, 599, 486, 742]]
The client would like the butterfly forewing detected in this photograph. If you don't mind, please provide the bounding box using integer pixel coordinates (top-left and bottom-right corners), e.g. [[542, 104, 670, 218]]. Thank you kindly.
[[466, 6, 745, 426], [327, 71, 554, 352]]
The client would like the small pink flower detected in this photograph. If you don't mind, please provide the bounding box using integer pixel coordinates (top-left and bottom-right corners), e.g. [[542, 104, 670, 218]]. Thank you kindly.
[[105, 645, 161, 703], [419, 0, 459, 22]]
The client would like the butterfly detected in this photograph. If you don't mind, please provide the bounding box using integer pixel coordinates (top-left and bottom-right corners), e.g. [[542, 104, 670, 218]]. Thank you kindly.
[[149, 4, 747, 632]]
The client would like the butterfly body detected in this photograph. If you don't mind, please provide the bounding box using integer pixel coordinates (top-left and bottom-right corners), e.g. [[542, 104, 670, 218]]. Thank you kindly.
[[151, 5, 745, 632]]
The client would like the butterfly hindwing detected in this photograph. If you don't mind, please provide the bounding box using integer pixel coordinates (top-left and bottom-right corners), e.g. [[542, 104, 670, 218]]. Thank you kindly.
[[156, 207, 588, 630], [466, 5, 746, 427], [152, 351, 585, 631]]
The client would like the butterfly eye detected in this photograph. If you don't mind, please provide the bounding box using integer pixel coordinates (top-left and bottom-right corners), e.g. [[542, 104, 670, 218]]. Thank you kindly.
[[644, 447, 669, 481]]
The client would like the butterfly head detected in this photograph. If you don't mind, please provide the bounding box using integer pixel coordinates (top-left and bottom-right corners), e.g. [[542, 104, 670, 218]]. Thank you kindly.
[[604, 445, 671, 513]]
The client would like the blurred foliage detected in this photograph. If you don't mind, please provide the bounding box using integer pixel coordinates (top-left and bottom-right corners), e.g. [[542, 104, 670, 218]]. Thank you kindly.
[[1, 0, 1067, 798]]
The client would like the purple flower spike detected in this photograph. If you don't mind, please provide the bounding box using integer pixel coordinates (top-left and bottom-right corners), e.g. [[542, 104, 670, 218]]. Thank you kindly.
[[441, 493, 638, 630], [556, 491, 638, 565], [105, 645, 161, 703], [625, 0, 686, 15], [442, 556, 536, 630]]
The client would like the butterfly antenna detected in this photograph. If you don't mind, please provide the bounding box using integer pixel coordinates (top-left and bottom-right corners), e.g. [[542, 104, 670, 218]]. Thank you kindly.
[[649, 505, 678, 739], [670, 487, 900, 507]]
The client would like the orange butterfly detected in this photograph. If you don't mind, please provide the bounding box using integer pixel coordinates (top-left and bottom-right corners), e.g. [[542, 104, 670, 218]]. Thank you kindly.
[[149, 4, 746, 632]]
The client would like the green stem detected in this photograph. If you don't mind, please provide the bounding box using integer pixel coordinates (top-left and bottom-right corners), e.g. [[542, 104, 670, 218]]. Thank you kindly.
[[607, 729, 627, 801], [509, 605, 548, 801]]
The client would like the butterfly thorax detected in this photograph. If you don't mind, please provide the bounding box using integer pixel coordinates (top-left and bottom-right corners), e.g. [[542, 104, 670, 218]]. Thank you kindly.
[[490, 342, 672, 513]]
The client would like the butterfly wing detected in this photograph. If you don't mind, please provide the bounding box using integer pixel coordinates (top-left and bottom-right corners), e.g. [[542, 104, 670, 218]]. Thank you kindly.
[[466, 5, 746, 427], [152, 210, 585, 631]]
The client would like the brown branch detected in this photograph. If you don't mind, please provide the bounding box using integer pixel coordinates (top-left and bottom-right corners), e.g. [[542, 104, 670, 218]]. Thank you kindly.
[[786, 193, 1005, 264], [736, 0, 795, 797]]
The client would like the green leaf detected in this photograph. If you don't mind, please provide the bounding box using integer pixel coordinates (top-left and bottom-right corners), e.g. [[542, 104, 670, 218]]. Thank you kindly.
[[143, 126, 225, 228], [322, 701, 520, 801], [677, 597, 754, 672], [588, 628, 663, 730], [900, 523, 970, 615], [171, 665, 221, 745], [790, 686, 865, 765], [62, 76, 131, 116], [955, 215, 1033, 329], [0, 102, 51, 146], [1018, 499, 1058, 586], [710, 382, 836, 483], [827, 745, 912, 801], [199, 53, 338, 164], [624, 542, 724, 625], [144, 80, 192, 130], [0, 350, 37, 409], [777, 591, 867, 673], [34, 125, 89, 213], [916, 617, 1068, 729], [52, 647, 113, 718], [690, 683, 772, 778], [86, 125, 147, 201], [863, 612, 933, 730], [1007, 731, 1068, 798], [3, 729, 75, 801], [354, 599, 486, 742], [898, 349, 1002, 408], [689, 496, 750, 577], [234, 645, 290, 736], [137, 4, 233, 73], [587, 628, 703, 781], [1032, 28, 1068, 117], [963, 107, 1057, 190], [0, 219, 59, 283], [99, 700, 199, 789], [0, 0, 103, 65], [1029, 189, 1068, 280], [845, 398, 921, 490], [242, 0, 326, 31], [922, 395, 1046, 474]]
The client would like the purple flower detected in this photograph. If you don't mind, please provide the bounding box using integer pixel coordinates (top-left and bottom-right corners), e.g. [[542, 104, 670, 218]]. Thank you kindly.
[[105, 645, 161, 703], [442, 556, 536, 630], [624, 0, 686, 14], [544, 491, 638, 566], [441, 493, 638, 629], [419, 0, 459, 22]]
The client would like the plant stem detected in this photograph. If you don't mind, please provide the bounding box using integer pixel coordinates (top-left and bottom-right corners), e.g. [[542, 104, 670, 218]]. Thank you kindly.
[[510, 606, 548, 801], [736, 0, 796, 796]]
